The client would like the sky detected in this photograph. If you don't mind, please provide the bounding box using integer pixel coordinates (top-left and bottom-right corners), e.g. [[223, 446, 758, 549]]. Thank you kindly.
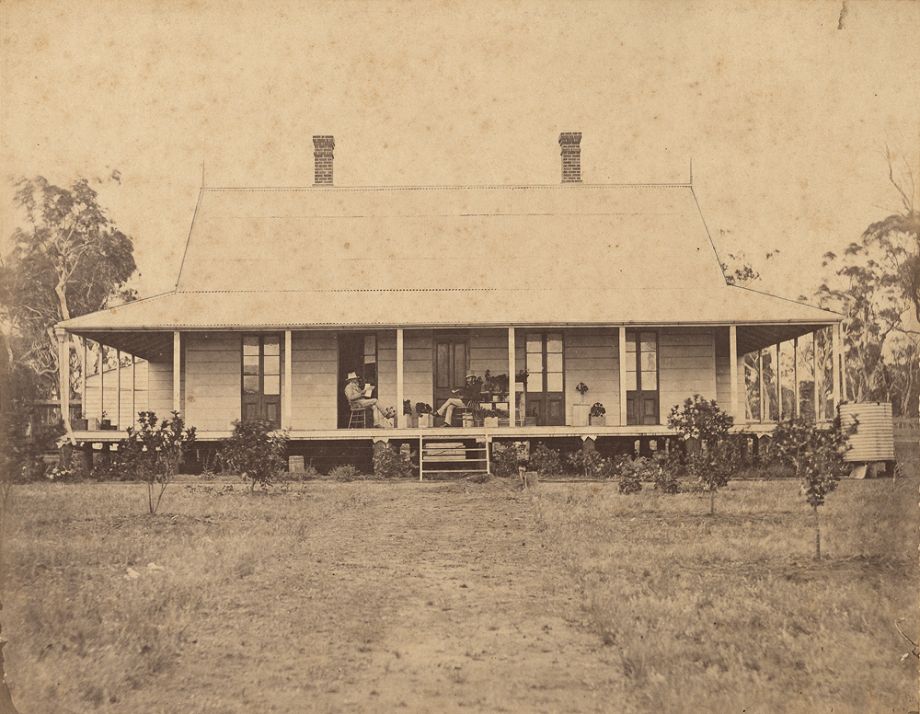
[[2, 0, 918, 301]]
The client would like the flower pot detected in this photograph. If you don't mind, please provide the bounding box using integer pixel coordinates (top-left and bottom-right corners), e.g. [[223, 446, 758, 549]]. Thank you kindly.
[[418, 414, 432, 428], [72, 417, 88, 431], [462, 413, 474, 428], [572, 404, 590, 427], [589, 415, 606, 427], [483, 416, 499, 428]]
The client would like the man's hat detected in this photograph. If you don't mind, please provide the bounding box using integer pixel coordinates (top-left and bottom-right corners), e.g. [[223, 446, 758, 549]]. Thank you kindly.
[[466, 371, 476, 379], [345, 371, 359, 382]]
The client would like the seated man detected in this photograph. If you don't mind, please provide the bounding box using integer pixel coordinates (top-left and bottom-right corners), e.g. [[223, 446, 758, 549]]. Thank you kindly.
[[436, 372, 478, 426], [344, 372, 391, 427]]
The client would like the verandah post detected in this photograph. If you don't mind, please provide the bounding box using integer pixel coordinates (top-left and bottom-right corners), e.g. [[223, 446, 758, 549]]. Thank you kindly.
[[618, 326, 627, 426], [116, 349, 122, 429], [55, 327, 72, 436], [396, 328, 404, 428], [507, 327, 516, 427], [793, 337, 800, 419], [831, 323, 841, 412], [813, 330, 821, 421], [283, 330, 293, 430], [729, 325, 739, 423], [172, 331, 181, 415]]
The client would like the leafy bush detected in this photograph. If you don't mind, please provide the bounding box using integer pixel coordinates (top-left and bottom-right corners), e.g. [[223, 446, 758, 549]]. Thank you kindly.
[[119, 411, 197, 514], [614, 456, 644, 494], [567, 448, 609, 479], [667, 395, 735, 514], [770, 417, 852, 558], [491, 442, 525, 477], [372, 442, 416, 479], [220, 419, 288, 492], [529, 443, 563, 476], [415, 402, 432, 415], [651, 451, 681, 493], [328, 464, 361, 481]]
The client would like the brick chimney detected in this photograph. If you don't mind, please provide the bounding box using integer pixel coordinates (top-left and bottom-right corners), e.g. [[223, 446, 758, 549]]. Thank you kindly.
[[313, 135, 335, 186], [558, 132, 582, 183]]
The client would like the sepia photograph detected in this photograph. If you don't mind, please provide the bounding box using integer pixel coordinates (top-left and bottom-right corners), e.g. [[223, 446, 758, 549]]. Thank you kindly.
[[0, 1, 918, 711]]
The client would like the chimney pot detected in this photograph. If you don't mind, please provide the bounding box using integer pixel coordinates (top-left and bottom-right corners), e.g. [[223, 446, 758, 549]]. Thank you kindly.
[[558, 132, 582, 183], [313, 135, 335, 186]]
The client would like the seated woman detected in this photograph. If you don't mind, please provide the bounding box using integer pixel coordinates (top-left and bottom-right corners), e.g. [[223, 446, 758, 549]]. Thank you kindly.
[[344, 372, 392, 427], [436, 372, 478, 426]]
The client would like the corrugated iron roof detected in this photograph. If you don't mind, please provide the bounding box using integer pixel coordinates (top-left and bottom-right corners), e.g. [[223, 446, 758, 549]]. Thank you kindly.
[[59, 183, 839, 331]]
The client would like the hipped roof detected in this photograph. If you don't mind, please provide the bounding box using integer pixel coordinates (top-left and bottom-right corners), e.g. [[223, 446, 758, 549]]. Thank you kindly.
[[59, 183, 839, 333]]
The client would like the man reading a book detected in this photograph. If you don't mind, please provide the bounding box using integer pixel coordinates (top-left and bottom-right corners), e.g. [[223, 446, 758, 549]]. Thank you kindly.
[[436, 372, 478, 426], [344, 372, 391, 427]]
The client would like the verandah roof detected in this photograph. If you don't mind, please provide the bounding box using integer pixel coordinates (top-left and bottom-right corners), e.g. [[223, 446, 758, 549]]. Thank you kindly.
[[58, 182, 839, 342]]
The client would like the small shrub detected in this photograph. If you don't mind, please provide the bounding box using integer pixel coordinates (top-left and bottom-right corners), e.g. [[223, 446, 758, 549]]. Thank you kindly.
[[770, 417, 852, 558], [328, 464, 361, 481], [589, 402, 606, 418], [119, 411, 197, 514], [373, 442, 415, 479], [491, 442, 525, 477], [567, 448, 608, 479], [651, 452, 681, 493], [220, 419, 288, 492], [667, 395, 735, 514], [614, 456, 644, 494], [529, 443, 563, 476]]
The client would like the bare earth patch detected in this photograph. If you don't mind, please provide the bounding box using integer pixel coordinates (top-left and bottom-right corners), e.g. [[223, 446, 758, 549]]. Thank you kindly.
[[1, 475, 917, 713]]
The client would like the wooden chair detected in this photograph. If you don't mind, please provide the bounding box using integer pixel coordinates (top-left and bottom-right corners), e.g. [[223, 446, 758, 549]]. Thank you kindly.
[[348, 404, 369, 428]]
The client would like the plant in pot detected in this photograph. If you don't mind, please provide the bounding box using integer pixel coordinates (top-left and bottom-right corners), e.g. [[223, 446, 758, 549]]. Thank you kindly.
[[483, 407, 500, 428], [415, 402, 433, 428], [589, 402, 606, 426], [403, 399, 417, 428], [100, 410, 114, 430], [573, 382, 590, 426]]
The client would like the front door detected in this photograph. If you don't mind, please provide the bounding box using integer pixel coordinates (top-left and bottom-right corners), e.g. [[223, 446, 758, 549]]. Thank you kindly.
[[525, 332, 565, 426], [433, 336, 468, 412], [625, 330, 659, 425], [241, 335, 281, 427], [337, 333, 378, 427]]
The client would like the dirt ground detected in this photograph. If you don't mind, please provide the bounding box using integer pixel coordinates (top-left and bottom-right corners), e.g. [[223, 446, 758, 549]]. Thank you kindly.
[[2, 476, 917, 713]]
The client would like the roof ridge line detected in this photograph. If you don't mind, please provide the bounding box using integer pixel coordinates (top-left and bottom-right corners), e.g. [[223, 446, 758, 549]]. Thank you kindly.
[[199, 182, 693, 192]]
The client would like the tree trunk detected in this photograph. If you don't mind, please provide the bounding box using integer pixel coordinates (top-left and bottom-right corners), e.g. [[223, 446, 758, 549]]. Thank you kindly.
[[709, 488, 715, 516], [813, 504, 821, 560]]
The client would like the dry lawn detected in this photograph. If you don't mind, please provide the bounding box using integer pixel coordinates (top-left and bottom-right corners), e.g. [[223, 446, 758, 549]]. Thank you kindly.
[[1, 474, 917, 713]]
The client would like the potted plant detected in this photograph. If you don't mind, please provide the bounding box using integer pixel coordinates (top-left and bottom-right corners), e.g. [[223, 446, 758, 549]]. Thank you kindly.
[[416, 402, 433, 428], [589, 402, 606, 427], [403, 400, 417, 428], [573, 382, 591, 426], [99, 410, 117, 430], [483, 407, 500, 428]]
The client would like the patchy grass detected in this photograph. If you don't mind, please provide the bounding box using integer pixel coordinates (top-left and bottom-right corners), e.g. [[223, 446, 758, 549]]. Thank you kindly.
[[1, 475, 916, 713], [532, 476, 920, 713]]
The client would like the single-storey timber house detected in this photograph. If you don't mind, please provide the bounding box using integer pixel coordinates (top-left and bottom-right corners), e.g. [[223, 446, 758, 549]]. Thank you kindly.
[[56, 134, 843, 473]]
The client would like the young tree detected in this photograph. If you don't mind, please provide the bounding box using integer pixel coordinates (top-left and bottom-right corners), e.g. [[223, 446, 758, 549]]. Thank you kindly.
[[220, 419, 289, 492], [770, 418, 851, 559], [667, 395, 735, 514], [118, 411, 197, 515], [0, 176, 136, 429]]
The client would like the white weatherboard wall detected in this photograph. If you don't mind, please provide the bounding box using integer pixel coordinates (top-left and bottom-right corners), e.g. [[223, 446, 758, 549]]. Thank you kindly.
[[403, 330, 433, 409], [658, 327, 717, 418], [291, 331, 338, 430], [714, 327, 732, 410], [147, 361, 175, 417], [376, 330, 398, 412], [83, 361, 149, 427], [563, 328, 619, 425], [185, 333, 241, 431], [469, 329, 508, 376]]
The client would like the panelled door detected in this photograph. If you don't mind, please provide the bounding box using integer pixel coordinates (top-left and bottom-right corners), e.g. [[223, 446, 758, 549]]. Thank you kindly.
[[625, 330, 659, 425], [525, 332, 565, 426], [241, 335, 281, 428], [434, 336, 468, 410]]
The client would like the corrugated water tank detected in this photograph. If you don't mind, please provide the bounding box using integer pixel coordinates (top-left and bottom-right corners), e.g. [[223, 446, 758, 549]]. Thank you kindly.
[[840, 402, 895, 462]]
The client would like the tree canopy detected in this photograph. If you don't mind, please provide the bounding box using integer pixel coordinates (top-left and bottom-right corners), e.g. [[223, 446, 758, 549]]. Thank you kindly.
[[0, 176, 136, 401]]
